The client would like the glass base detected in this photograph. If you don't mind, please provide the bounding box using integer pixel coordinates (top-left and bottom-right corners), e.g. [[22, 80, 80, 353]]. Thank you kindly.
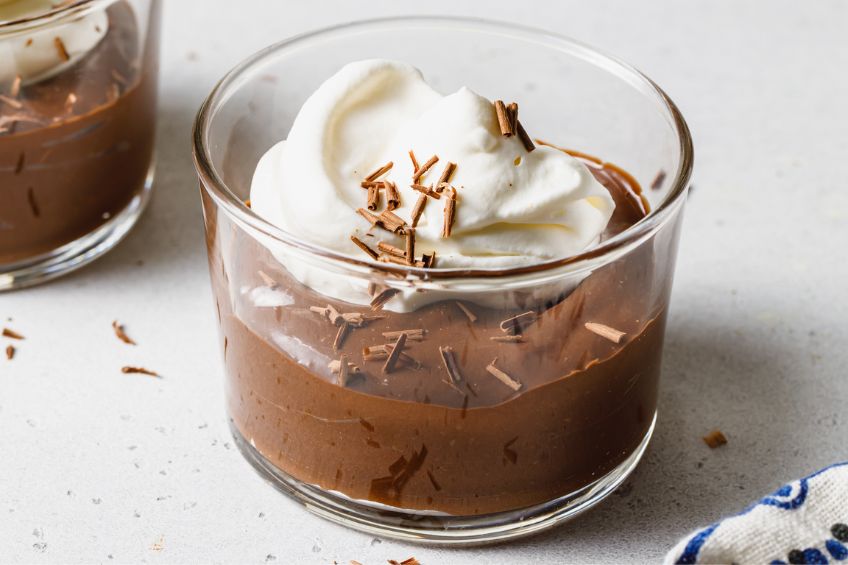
[[0, 164, 154, 291], [229, 412, 656, 545]]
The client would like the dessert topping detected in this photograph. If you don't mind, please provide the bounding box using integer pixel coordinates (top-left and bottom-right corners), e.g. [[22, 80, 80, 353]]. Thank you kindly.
[[382, 332, 407, 374], [111, 320, 136, 345], [2, 327, 24, 340], [412, 154, 438, 183], [485, 358, 522, 391], [499, 311, 538, 335], [121, 366, 159, 378], [439, 345, 463, 385], [585, 322, 626, 343], [455, 301, 477, 323]]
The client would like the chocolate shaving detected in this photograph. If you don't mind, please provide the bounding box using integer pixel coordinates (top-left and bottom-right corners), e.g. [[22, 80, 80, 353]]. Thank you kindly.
[[585, 322, 626, 344], [385, 181, 400, 210], [421, 251, 436, 269], [2, 328, 24, 340], [364, 161, 393, 182], [499, 311, 537, 335], [370, 287, 399, 311], [436, 162, 457, 192], [495, 100, 514, 136], [378, 254, 411, 267], [378, 210, 407, 234], [15, 153, 24, 175], [439, 346, 463, 385], [54, 37, 70, 61], [362, 344, 417, 366], [27, 187, 39, 217], [257, 270, 277, 287], [360, 180, 385, 189], [507, 102, 518, 135], [410, 194, 428, 228], [121, 366, 159, 378], [485, 358, 522, 391], [382, 332, 407, 374], [0, 94, 23, 110], [10, 75, 21, 98], [455, 301, 477, 323], [326, 304, 343, 325], [651, 170, 667, 190], [408, 149, 420, 173], [405, 229, 415, 265], [336, 354, 350, 386], [356, 207, 380, 226], [341, 312, 383, 327], [516, 120, 536, 152], [412, 183, 442, 200], [426, 470, 442, 491], [382, 329, 425, 341], [366, 185, 380, 210], [333, 322, 352, 351], [412, 155, 438, 183], [442, 187, 456, 238], [111, 320, 136, 345], [490, 335, 524, 343], [377, 242, 405, 258], [703, 429, 728, 449], [350, 235, 379, 260], [5, 345, 14, 360]]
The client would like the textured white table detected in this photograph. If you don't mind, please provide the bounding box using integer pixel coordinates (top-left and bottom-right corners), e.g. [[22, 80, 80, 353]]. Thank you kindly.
[[2, 1, 847, 563]]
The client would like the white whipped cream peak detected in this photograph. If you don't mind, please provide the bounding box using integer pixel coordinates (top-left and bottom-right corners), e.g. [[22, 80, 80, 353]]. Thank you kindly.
[[249, 59, 615, 310], [0, 0, 108, 86]]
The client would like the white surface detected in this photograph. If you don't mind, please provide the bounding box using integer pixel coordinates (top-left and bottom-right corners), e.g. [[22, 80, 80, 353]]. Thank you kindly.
[[2, 1, 847, 563]]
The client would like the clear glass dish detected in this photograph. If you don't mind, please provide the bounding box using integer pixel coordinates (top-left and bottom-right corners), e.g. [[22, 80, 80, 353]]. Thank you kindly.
[[193, 16, 693, 544], [0, 0, 160, 290]]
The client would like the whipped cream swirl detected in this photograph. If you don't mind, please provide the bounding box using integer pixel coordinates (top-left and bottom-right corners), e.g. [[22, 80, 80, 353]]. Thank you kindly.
[[0, 0, 108, 85], [249, 59, 616, 310]]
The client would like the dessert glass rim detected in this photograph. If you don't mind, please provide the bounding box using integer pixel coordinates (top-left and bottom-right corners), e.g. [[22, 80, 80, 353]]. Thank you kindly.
[[0, 0, 110, 31], [192, 15, 694, 281]]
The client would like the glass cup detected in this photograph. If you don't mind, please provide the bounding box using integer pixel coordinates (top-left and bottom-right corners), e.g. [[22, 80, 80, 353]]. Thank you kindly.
[[0, 0, 160, 290], [193, 17, 693, 544]]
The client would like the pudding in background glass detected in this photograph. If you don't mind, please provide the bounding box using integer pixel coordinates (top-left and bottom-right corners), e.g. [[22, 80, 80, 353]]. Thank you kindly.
[[194, 18, 692, 544], [0, 0, 160, 290]]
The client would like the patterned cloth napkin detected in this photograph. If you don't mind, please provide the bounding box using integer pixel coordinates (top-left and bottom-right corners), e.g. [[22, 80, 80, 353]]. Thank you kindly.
[[665, 462, 848, 564]]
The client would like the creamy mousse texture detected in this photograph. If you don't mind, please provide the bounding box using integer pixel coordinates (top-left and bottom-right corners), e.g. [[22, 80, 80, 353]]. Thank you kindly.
[[0, 0, 108, 85], [249, 60, 616, 309]]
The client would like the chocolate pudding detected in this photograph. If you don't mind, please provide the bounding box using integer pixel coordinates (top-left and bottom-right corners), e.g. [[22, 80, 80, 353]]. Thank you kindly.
[[0, 0, 159, 265], [206, 155, 679, 516]]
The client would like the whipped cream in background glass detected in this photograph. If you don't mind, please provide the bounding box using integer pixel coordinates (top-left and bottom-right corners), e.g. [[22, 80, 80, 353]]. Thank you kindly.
[[0, 0, 108, 85], [249, 59, 618, 312]]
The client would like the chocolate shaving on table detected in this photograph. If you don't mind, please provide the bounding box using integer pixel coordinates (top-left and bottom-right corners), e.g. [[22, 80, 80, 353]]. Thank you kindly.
[[350, 235, 379, 260], [455, 301, 477, 323], [377, 242, 405, 258], [485, 358, 522, 391], [703, 429, 727, 449], [585, 322, 626, 343], [382, 332, 407, 374], [405, 229, 415, 265], [2, 328, 24, 340], [333, 322, 352, 351], [378, 210, 407, 233], [651, 170, 667, 190], [111, 320, 136, 345], [499, 311, 538, 335], [442, 187, 457, 238], [411, 183, 441, 199], [366, 185, 380, 210], [507, 102, 518, 135], [364, 161, 393, 182], [436, 162, 457, 192], [439, 345, 463, 385], [5, 345, 14, 360], [408, 149, 420, 173], [370, 287, 399, 311], [516, 120, 536, 152], [54, 37, 70, 61], [412, 155, 438, 183], [490, 335, 524, 343], [494, 100, 514, 136], [410, 194, 428, 228], [385, 181, 401, 210], [382, 329, 425, 341], [121, 366, 160, 378]]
